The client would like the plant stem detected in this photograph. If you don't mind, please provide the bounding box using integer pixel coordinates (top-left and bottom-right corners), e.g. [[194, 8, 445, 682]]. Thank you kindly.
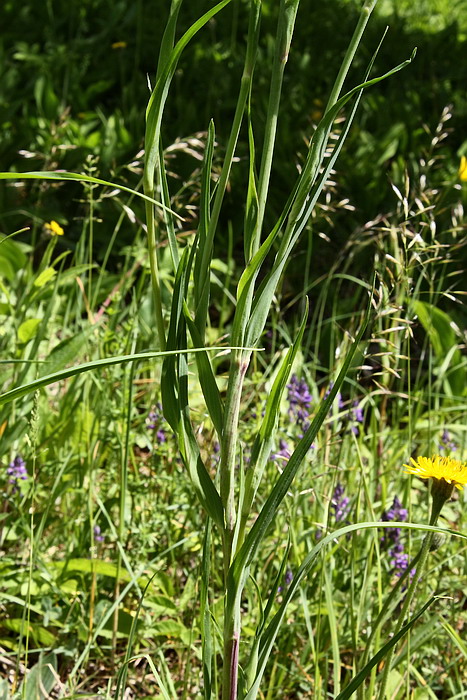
[[376, 491, 445, 700], [221, 351, 251, 566], [325, 0, 378, 113]]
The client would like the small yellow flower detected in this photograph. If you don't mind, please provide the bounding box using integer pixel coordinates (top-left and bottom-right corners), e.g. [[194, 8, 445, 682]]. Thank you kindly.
[[459, 155, 467, 182], [111, 41, 127, 50], [45, 220, 64, 236], [405, 455, 467, 490]]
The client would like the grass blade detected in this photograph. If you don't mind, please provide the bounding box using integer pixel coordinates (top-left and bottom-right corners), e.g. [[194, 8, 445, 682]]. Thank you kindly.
[[0, 170, 177, 215], [336, 598, 436, 700]]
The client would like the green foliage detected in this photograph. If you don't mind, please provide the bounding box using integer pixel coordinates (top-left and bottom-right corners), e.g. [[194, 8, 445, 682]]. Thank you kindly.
[[0, 1, 466, 699]]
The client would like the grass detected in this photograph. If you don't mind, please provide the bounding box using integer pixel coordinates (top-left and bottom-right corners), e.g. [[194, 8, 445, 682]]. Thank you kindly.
[[1, 1, 467, 698]]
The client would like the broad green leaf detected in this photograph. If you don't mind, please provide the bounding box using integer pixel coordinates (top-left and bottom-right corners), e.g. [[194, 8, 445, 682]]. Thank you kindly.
[[147, 619, 192, 645], [21, 652, 58, 700], [411, 299, 465, 396], [0, 235, 28, 279], [34, 267, 57, 288], [53, 558, 135, 581], [38, 328, 93, 378], [18, 318, 41, 344], [2, 619, 56, 647]]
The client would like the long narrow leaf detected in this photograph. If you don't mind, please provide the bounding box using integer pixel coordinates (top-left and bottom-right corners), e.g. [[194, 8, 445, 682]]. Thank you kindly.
[[335, 598, 436, 700], [0, 347, 255, 407], [245, 523, 466, 700], [239, 301, 309, 539], [0, 171, 178, 216], [232, 285, 372, 584], [200, 520, 213, 700], [194, 119, 216, 335], [144, 0, 232, 193], [161, 247, 224, 528], [243, 44, 415, 350], [184, 303, 224, 437]]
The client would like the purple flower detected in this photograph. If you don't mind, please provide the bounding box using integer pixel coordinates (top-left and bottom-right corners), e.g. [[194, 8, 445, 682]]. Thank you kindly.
[[93, 525, 104, 543], [439, 430, 457, 453], [331, 483, 350, 522], [390, 551, 409, 571], [146, 402, 163, 430], [147, 403, 168, 443], [349, 400, 364, 435], [278, 568, 294, 593], [352, 401, 364, 424], [381, 496, 412, 578], [382, 496, 408, 524], [147, 412, 157, 429], [7, 455, 28, 491], [271, 439, 291, 463], [287, 375, 313, 426]]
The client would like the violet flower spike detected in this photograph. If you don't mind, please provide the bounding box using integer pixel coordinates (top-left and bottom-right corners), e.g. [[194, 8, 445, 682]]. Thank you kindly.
[[7, 455, 28, 492], [331, 483, 351, 522]]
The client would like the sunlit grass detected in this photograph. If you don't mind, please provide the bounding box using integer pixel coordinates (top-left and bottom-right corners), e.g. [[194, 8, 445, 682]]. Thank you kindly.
[[0, 1, 466, 699]]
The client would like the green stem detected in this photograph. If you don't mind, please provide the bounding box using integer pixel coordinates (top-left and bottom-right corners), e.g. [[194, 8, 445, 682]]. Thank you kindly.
[[222, 602, 241, 700], [325, 0, 378, 113], [218, 8, 261, 700], [220, 351, 251, 565], [357, 549, 422, 700], [376, 487, 446, 700]]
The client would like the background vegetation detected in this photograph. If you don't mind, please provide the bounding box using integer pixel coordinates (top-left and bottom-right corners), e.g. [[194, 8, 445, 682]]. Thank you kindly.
[[0, 0, 466, 698]]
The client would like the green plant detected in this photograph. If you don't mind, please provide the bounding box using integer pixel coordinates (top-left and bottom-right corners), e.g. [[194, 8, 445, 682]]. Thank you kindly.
[[2, 1, 467, 699]]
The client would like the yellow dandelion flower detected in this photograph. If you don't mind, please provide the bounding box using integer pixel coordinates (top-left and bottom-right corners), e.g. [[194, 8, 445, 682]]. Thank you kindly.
[[459, 155, 467, 182], [45, 220, 64, 236], [404, 455, 467, 490]]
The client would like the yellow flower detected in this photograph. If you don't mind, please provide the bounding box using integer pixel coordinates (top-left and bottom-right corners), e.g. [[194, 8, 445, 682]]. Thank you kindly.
[[459, 155, 467, 182], [111, 41, 127, 49], [405, 455, 467, 490], [45, 220, 64, 236]]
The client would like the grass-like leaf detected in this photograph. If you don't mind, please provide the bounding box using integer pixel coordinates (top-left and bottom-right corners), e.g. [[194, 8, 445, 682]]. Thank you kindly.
[[0, 170, 178, 216]]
